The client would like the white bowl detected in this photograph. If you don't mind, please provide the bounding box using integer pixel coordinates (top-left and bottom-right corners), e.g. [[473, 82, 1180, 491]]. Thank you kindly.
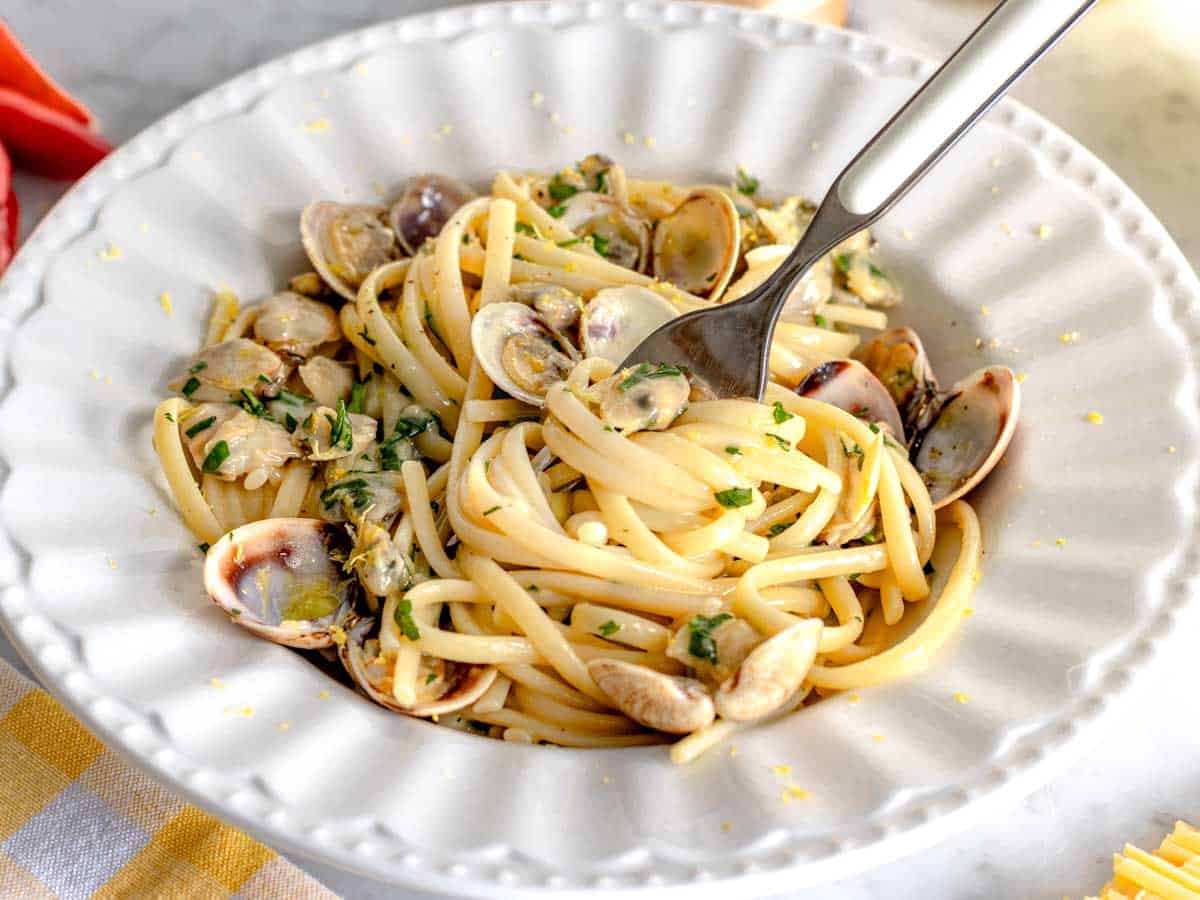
[[0, 3, 1197, 895]]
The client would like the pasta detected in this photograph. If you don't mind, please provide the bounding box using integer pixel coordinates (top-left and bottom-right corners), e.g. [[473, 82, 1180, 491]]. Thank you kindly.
[[153, 155, 1016, 762]]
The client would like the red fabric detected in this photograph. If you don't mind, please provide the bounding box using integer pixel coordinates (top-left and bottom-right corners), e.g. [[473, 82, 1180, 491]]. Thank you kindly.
[[0, 86, 110, 180], [0, 18, 92, 125], [0, 140, 13, 275]]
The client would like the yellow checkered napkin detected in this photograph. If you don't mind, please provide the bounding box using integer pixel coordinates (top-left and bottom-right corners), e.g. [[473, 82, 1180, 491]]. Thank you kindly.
[[0, 657, 337, 899]]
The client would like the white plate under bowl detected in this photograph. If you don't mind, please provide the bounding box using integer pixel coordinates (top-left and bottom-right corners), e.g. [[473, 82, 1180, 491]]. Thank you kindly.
[[0, 2, 1197, 896]]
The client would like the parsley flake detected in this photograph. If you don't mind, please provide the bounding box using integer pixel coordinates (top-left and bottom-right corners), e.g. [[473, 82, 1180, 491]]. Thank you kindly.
[[514, 222, 536, 236], [181, 377, 201, 397], [326, 400, 353, 451], [201, 440, 230, 473], [185, 416, 216, 438], [734, 167, 759, 196], [598, 620, 620, 637], [714, 487, 753, 508], [482, 505, 502, 516], [394, 598, 421, 641], [687, 613, 733, 663], [618, 362, 684, 392], [725, 445, 742, 456]]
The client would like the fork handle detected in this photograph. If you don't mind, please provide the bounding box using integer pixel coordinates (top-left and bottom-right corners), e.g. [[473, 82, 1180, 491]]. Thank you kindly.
[[836, 0, 1095, 216]]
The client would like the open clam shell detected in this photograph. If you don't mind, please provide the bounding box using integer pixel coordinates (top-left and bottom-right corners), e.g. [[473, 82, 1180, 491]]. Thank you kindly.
[[579, 285, 678, 364], [203, 517, 355, 649], [912, 365, 1020, 508], [339, 618, 498, 717], [300, 202, 398, 301], [471, 301, 580, 405], [388, 174, 477, 255], [853, 327, 941, 440], [557, 193, 651, 272], [796, 359, 906, 443], [652, 188, 740, 298]]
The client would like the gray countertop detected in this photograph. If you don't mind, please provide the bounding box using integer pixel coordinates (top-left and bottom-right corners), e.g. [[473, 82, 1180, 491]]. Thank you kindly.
[[4, 1, 1198, 898]]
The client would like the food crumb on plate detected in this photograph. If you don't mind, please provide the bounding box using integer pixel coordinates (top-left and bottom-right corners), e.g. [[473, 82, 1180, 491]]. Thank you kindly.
[[601, 775, 612, 785], [159, 292, 173, 316], [721, 822, 733, 833], [847, 693, 861, 704], [781, 785, 809, 802], [871, 734, 885, 743], [210, 678, 224, 690], [980, 305, 991, 315], [990, 185, 1000, 195], [304, 118, 330, 133], [901, 229, 913, 241], [1168, 445, 1177, 454], [728, 744, 738, 757], [990, 157, 1001, 168], [771, 764, 792, 778], [530, 90, 544, 107], [1056, 537, 1066, 547], [99, 243, 122, 261], [963, 608, 974, 617], [107, 558, 118, 570], [644, 135, 656, 149], [622, 131, 635, 145], [224, 705, 254, 717], [999, 222, 1013, 236], [1059, 331, 1081, 344], [1037, 223, 1053, 239], [953, 692, 970, 704], [1086, 411, 1104, 425], [317, 689, 330, 700], [1016, 373, 1028, 383]]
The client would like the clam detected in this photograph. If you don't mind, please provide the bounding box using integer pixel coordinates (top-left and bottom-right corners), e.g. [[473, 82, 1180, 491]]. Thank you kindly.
[[203, 518, 355, 648], [652, 188, 740, 298], [556, 193, 651, 271], [298, 356, 354, 409], [183, 403, 300, 489], [345, 518, 412, 597], [300, 202, 398, 301], [298, 406, 377, 461], [252, 291, 341, 359], [912, 365, 1019, 508], [169, 338, 288, 402], [579, 286, 678, 364], [319, 471, 406, 524], [854, 328, 941, 439], [833, 250, 901, 308], [598, 362, 691, 433], [471, 302, 579, 405], [755, 195, 816, 247], [508, 282, 584, 332], [388, 174, 477, 256], [339, 617, 497, 716], [797, 359, 905, 442]]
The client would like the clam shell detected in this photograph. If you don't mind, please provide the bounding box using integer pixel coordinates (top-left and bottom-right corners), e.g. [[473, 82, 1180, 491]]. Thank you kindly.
[[388, 174, 477, 255], [796, 359, 905, 442], [470, 301, 579, 405], [853, 327, 941, 440], [652, 188, 741, 298], [557, 193, 651, 272], [912, 365, 1020, 508], [203, 517, 354, 648], [339, 617, 497, 716], [300, 201, 397, 301], [579, 286, 678, 364]]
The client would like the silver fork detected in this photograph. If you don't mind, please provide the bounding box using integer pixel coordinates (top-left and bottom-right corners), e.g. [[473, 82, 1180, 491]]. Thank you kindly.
[[621, 0, 1096, 399]]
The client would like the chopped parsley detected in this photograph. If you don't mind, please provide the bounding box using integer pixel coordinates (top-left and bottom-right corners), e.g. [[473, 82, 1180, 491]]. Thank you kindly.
[[597, 620, 620, 637], [546, 204, 567, 218], [357, 325, 376, 346], [923, 561, 936, 575], [841, 438, 865, 471], [425, 672, 437, 685], [256, 374, 271, 384], [514, 222, 536, 236], [276, 388, 311, 406], [687, 612, 733, 663], [587, 233, 611, 258], [833, 253, 887, 280], [234, 388, 271, 419], [860, 530, 880, 544], [320, 478, 372, 511], [188, 360, 208, 374], [181, 377, 200, 397], [284, 412, 298, 432], [594, 169, 609, 193], [768, 522, 792, 537], [813, 314, 829, 328], [197, 542, 211, 553], [734, 166, 759, 196], [765, 432, 791, 451], [547, 176, 579, 202], [482, 505, 502, 516], [714, 487, 753, 508], [184, 416, 216, 438], [163, 412, 175, 423], [348, 381, 366, 414], [771, 401, 794, 425], [618, 362, 684, 392], [326, 399, 353, 451], [557, 238, 582, 248], [393, 598, 421, 641], [724, 445, 742, 455], [201, 440, 230, 473]]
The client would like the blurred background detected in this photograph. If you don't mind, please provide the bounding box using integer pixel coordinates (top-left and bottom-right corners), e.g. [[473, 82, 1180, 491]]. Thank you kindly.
[[3, 1, 1197, 897]]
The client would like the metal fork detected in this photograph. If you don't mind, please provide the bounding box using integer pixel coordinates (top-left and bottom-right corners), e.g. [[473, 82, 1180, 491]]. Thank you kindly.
[[621, 0, 1096, 399]]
